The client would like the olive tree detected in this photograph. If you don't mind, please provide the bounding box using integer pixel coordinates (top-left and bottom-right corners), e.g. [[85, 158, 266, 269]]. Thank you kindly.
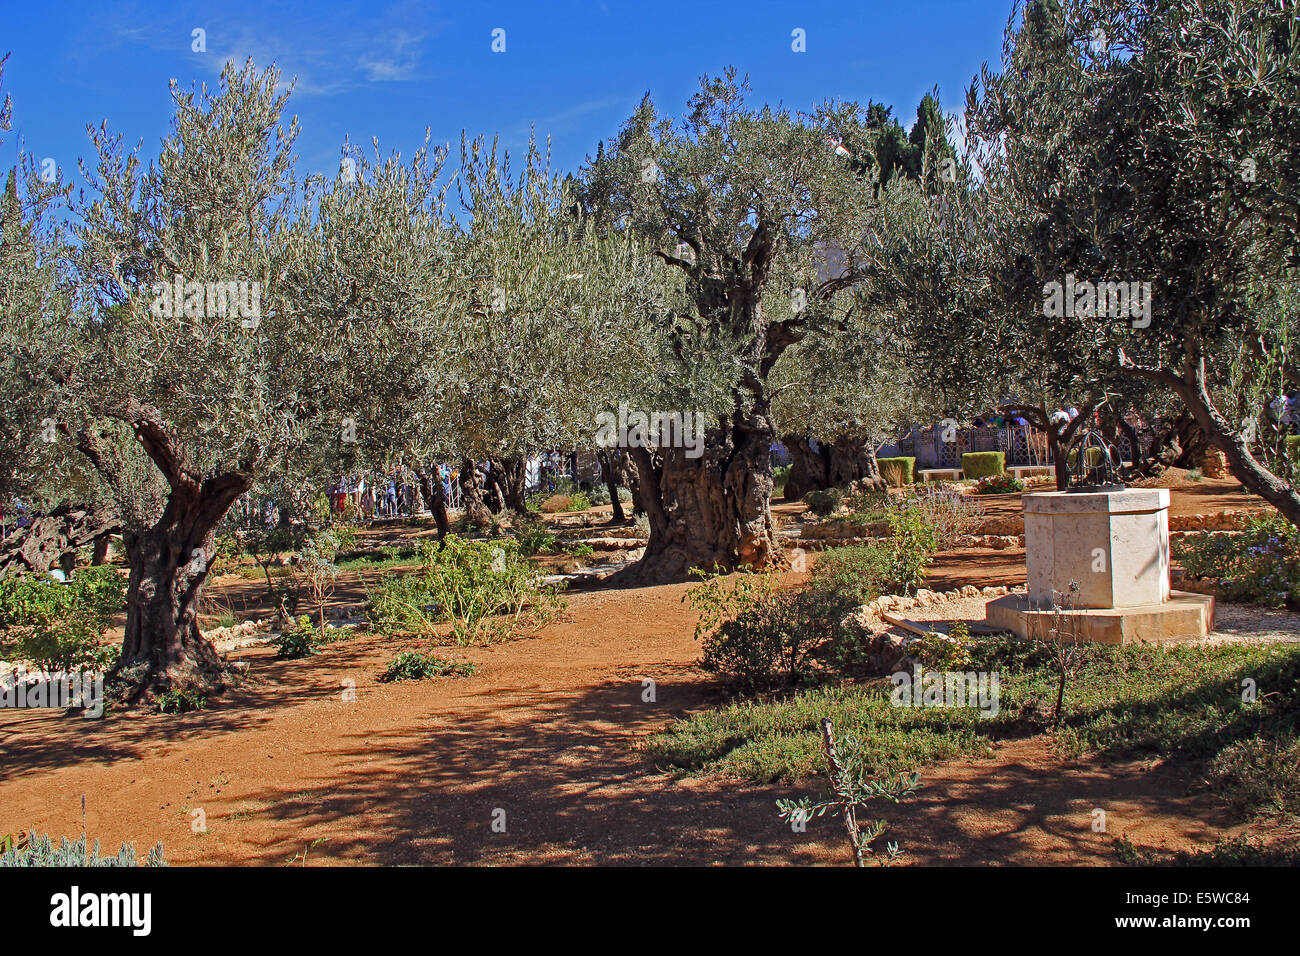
[[579, 70, 899, 580], [16, 61, 460, 694], [931, 0, 1300, 512]]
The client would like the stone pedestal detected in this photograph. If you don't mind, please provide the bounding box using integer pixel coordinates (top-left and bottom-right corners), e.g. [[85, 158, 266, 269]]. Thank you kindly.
[[987, 487, 1213, 644], [1024, 489, 1170, 609]]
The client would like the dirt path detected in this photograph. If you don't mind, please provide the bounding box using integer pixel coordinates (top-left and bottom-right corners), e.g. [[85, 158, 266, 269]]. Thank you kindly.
[[0, 572, 1233, 866]]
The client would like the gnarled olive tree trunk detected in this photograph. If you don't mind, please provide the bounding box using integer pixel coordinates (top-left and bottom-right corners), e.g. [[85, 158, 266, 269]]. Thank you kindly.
[[413, 465, 450, 539], [621, 407, 779, 584], [117, 473, 250, 694], [0, 503, 120, 579], [458, 459, 493, 528], [782, 434, 885, 500], [487, 456, 529, 514]]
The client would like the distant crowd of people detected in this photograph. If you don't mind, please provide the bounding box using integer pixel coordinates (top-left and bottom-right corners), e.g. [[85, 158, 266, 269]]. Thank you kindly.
[[322, 453, 585, 520]]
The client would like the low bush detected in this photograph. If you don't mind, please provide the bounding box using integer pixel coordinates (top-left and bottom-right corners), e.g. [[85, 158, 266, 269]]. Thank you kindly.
[[516, 522, 558, 556], [961, 452, 1005, 479], [366, 535, 564, 643], [908, 627, 975, 671], [0, 566, 125, 671], [973, 473, 1025, 495], [809, 544, 889, 605], [803, 488, 843, 517], [272, 615, 321, 659], [1116, 834, 1300, 867], [880, 508, 943, 593], [649, 638, 1300, 791], [1172, 513, 1299, 606], [155, 689, 206, 714], [379, 650, 477, 682], [773, 464, 791, 493], [0, 832, 166, 867], [686, 570, 869, 692], [568, 491, 594, 512], [877, 457, 915, 486], [902, 486, 985, 540], [695, 585, 861, 693]]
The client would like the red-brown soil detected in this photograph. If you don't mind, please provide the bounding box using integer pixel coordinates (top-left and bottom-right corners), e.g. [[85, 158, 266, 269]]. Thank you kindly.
[[0, 483, 1272, 866]]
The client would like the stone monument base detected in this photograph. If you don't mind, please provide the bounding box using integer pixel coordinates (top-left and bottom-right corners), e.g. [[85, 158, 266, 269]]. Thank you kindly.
[[986, 591, 1215, 645]]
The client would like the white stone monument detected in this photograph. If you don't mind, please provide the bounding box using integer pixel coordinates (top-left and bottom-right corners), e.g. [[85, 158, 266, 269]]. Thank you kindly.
[[988, 487, 1213, 644]]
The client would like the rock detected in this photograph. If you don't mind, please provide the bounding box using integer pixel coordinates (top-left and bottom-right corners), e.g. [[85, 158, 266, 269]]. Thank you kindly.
[[914, 588, 939, 606], [866, 632, 909, 672], [1201, 447, 1230, 479], [960, 585, 980, 598]]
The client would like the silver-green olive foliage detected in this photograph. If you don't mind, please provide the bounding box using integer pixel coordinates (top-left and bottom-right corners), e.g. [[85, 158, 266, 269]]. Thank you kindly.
[[442, 133, 688, 461], [10, 61, 462, 530], [579, 70, 914, 423], [865, 0, 1299, 517]]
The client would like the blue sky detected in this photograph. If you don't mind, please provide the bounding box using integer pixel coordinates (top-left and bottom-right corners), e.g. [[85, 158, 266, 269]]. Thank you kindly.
[[3, 0, 1013, 190]]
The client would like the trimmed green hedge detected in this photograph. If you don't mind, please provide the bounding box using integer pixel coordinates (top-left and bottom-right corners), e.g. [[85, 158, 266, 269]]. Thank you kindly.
[[877, 456, 916, 485], [962, 451, 1006, 480]]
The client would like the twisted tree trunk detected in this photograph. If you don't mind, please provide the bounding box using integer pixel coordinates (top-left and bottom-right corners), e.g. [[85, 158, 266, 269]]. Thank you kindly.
[[488, 457, 529, 514], [117, 472, 250, 695], [783, 434, 885, 500], [414, 465, 450, 539], [620, 406, 779, 584], [597, 450, 627, 523], [458, 459, 493, 528]]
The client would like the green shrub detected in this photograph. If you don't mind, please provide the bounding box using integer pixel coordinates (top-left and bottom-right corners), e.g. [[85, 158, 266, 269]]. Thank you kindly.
[[909, 628, 975, 671], [813, 494, 965, 598], [803, 488, 843, 517], [155, 689, 206, 714], [1116, 834, 1300, 867], [564, 542, 595, 557], [961, 452, 1005, 479], [773, 464, 791, 491], [880, 508, 942, 593], [516, 523, 558, 556], [0, 832, 166, 867], [877, 457, 915, 486], [1288, 436, 1300, 479], [366, 535, 564, 643], [809, 544, 889, 605], [685, 569, 872, 691], [1172, 512, 1299, 606], [272, 615, 321, 659], [696, 585, 860, 693], [569, 491, 593, 512], [379, 650, 477, 682], [973, 473, 1026, 495], [0, 566, 125, 671]]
